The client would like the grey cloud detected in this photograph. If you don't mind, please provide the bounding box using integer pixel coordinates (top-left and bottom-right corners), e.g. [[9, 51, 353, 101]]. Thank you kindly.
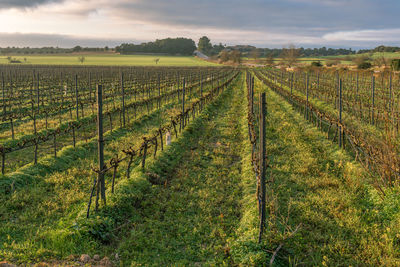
[[0, 0, 64, 9], [108, 0, 399, 35], [0, 32, 136, 47]]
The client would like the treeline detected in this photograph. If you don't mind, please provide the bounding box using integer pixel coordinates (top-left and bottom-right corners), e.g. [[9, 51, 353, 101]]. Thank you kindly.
[[115, 38, 196, 55], [0, 46, 111, 54], [357, 45, 400, 54], [230, 46, 356, 58]]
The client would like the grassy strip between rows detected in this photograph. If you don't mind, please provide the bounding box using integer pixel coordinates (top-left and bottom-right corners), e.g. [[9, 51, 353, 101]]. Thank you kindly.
[[256, 69, 387, 141], [0, 104, 174, 263], [0, 101, 173, 194], [0, 72, 241, 264], [253, 75, 400, 266]]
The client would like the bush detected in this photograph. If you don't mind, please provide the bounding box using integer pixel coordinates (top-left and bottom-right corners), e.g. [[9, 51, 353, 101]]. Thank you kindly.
[[358, 62, 372, 69], [311, 61, 323, 67], [391, 59, 400, 71]]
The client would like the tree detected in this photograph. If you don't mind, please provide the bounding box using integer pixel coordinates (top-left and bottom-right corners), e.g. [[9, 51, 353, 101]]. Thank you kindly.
[[219, 50, 230, 63], [250, 48, 261, 61], [230, 50, 242, 64], [78, 56, 85, 63], [281, 44, 300, 67], [353, 55, 370, 67], [373, 52, 388, 67], [198, 36, 213, 55], [265, 53, 275, 66], [73, 46, 82, 52]]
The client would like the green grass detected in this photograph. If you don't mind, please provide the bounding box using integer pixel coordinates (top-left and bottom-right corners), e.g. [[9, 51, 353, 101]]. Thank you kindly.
[[3, 69, 400, 266], [116, 73, 246, 265], [253, 74, 400, 266], [0, 53, 218, 66]]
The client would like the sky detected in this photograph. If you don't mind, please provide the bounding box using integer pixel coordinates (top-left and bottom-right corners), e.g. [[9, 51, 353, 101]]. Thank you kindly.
[[0, 0, 399, 49]]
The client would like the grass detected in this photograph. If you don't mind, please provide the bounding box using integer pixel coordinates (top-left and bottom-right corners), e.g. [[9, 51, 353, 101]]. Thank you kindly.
[[116, 73, 246, 265], [0, 53, 218, 66], [0, 72, 241, 264], [253, 74, 400, 266], [2, 69, 400, 266]]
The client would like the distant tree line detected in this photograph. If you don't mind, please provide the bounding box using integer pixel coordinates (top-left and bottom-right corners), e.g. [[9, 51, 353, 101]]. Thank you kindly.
[[357, 45, 400, 54], [228, 45, 400, 58], [0, 46, 111, 54], [229, 46, 356, 58], [115, 38, 196, 55]]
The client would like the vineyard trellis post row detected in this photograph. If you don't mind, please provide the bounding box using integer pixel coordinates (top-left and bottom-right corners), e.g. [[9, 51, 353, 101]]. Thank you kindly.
[[121, 72, 126, 127], [158, 74, 161, 109], [305, 73, 309, 120], [339, 79, 343, 148], [258, 92, 266, 243], [372, 75, 375, 126], [182, 78, 186, 129], [96, 84, 106, 209], [200, 73, 203, 110], [2, 72, 5, 116], [75, 74, 79, 120], [389, 73, 392, 112]]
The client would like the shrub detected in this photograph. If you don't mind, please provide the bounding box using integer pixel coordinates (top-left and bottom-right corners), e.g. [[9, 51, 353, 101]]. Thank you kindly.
[[326, 59, 340, 67], [358, 62, 372, 69], [311, 61, 323, 67], [391, 59, 400, 71]]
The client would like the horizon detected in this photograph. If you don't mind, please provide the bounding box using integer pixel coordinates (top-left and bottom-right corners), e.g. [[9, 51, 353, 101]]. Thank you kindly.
[[0, 0, 399, 49]]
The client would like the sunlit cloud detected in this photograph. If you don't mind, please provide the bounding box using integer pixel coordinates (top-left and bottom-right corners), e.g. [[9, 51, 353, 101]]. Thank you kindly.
[[0, 0, 399, 48]]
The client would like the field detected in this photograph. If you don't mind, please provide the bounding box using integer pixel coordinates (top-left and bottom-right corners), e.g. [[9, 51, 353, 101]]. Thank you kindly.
[[1, 64, 400, 266], [0, 53, 218, 66]]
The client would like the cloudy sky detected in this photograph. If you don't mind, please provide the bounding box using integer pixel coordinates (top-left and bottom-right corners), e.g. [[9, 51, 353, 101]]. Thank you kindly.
[[0, 0, 399, 49]]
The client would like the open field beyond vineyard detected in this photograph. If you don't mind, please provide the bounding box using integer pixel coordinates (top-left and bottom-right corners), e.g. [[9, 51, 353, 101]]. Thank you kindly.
[[1, 65, 400, 266], [0, 54, 218, 66]]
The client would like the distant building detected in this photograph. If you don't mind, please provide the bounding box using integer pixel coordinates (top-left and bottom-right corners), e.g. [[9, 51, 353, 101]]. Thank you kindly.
[[193, 50, 209, 60]]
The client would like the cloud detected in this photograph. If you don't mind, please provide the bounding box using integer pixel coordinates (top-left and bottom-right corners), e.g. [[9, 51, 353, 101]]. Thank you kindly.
[[0, 0, 399, 48], [323, 28, 400, 42], [0, 32, 135, 47], [0, 0, 64, 9]]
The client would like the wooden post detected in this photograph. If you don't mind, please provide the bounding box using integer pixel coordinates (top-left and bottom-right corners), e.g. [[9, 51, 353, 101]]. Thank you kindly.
[[75, 74, 79, 120], [389, 73, 392, 112], [249, 77, 254, 114], [290, 72, 293, 96], [258, 92, 266, 243], [336, 71, 339, 109], [356, 72, 359, 93], [339, 79, 343, 148], [53, 133, 57, 158], [1, 151, 5, 175], [121, 72, 126, 127], [372, 75, 375, 125], [200, 74, 203, 110], [1, 72, 5, 116], [182, 78, 185, 128], [37, 73, 40, 113], [158, 74, 161, 109], [96, 85, 106, 206], [306, 73, 309, 120]]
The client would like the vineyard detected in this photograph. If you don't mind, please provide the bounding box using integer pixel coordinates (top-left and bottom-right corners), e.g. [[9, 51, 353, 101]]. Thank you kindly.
[[1, 65, 400, 266]]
